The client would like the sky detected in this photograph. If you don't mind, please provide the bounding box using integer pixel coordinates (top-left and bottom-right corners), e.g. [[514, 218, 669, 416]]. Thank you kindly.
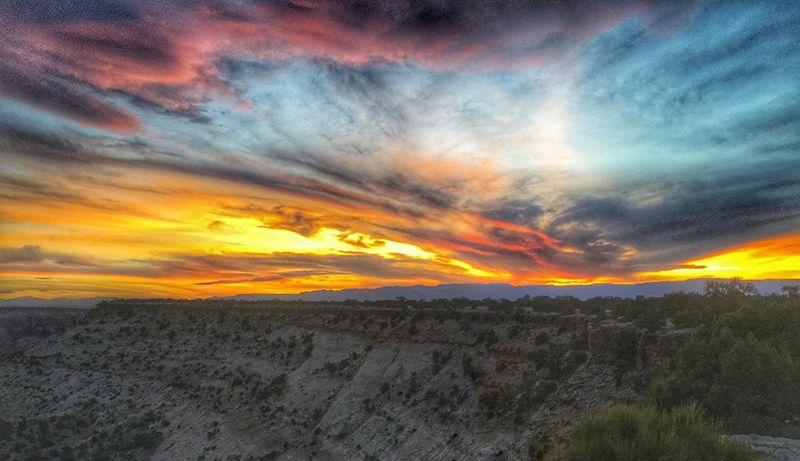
[[1, 0, 799, 298]]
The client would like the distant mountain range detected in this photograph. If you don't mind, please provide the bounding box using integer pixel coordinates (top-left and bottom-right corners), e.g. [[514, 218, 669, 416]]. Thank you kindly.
[[3, 279, 797, 308], [0, 297, 108, 309], [217, 279, 798, 302]]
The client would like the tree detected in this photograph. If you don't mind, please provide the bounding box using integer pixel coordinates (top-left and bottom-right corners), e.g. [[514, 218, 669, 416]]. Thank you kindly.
[[648, 327, 799, 432], [704, 278, 758, 297], [781, 285, 800, 298]]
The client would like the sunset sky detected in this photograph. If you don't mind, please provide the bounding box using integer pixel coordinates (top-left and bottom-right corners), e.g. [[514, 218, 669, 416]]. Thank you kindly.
[[1, 0, 799, 298]]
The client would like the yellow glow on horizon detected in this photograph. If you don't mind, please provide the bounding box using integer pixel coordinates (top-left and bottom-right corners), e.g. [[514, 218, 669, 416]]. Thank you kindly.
[[0, 182, 502, 298], [639, 234, 800, 280], [2, 163, 798, 299]]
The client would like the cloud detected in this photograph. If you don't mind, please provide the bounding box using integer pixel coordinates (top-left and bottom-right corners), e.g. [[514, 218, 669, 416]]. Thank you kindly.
[[233, 0, 696, 69], [0, 0, 698, 131], [3, 0, 138, 23], [0, 245, 45, 264], [159, 251, 481, 282], [338, 233, 386, 249], [195, 275, 284, 286], [207, 220, 229, 231], [0, 125, 397, 213], [0, 63, 140, 133], [548, 165, 800, 268], [0, 245, 98, 266], [0, 246, 483, 286], [0, 123, 499, 220], [480, 200, 544, 226], [1, 0, 799, 295], [0, 4, 222, 126], [260, 206, 325, 237]]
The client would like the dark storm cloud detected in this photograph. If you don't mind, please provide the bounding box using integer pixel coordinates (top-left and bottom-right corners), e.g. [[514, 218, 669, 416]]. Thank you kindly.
[[550, 166, 800, 265], [326, 0, 695, 42]]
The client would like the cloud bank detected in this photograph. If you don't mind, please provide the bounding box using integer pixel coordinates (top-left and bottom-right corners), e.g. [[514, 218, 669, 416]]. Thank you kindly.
[[1, 0, 799, 297]]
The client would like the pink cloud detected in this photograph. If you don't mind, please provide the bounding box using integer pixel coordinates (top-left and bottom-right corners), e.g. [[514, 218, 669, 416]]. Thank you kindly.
[[0, 0, 694, 131]]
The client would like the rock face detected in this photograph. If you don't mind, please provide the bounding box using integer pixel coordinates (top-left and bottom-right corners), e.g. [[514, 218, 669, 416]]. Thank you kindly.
[[587, 320, 697, 372], [0, 302, 644, 461], [647, 328, 696, 370], [0, 307, 87, 355], [587, 321, 640, 366], [726, 435, 800, 461]]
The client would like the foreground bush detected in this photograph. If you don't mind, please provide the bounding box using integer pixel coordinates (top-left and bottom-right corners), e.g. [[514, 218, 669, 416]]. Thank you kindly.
[[555, 404, 761, 461]]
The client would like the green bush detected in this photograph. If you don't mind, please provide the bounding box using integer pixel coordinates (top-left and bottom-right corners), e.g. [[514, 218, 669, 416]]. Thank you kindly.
[[648, 299, 800, 433], [555, 404, 762, 461], [461, 353, 484, 382]]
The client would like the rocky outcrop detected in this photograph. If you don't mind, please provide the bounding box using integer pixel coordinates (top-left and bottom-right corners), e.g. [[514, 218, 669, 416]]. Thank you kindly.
[[587, 320, 697, 371], [647, 328, 696, 370], [587, 321, 640, 366], [726, 434, 800, 460]]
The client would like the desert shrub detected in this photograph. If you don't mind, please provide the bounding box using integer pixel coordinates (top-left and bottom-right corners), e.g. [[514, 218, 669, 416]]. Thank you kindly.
[[431, 350, 453, 375], [530, 345, 569, 380], [535, 331, 550, 345], [322, 358, 351, 375], [529, 433, 552, 461], [478, 385, 515, 415], [461, 354, 484, 382], [269, 373, 288, 393], [476, 328, 499, 346], [555, 404, 761, 461]]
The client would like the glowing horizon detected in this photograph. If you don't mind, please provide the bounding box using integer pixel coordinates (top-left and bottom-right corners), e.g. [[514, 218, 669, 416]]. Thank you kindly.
[[1, 1, 799, 298]]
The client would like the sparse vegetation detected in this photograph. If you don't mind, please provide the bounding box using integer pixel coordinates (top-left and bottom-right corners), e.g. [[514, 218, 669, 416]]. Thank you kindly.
[[3, 282, 798, 460]]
